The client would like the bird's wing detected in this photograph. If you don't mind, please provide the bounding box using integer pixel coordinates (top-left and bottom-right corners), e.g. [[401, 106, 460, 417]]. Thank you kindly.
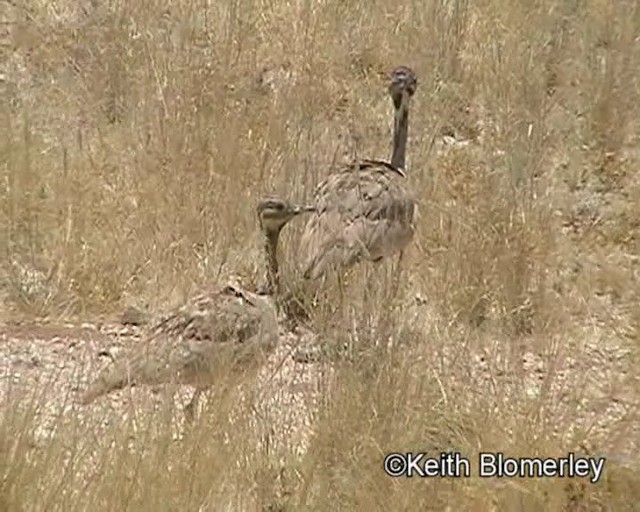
[[81, 286, 278, 403], [151, 285, 264, 342], [300, 160, 415, 279]]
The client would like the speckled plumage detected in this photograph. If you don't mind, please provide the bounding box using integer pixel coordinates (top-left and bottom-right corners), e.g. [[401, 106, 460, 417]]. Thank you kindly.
[[300, 160, 415, 279], [300, 66, 418, 279], [80, 286, 279, 405], [80, 198, 312, 412]]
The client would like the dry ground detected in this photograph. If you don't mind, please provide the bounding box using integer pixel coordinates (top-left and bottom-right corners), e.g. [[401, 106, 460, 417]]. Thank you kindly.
[[2, 0, 640, 510]]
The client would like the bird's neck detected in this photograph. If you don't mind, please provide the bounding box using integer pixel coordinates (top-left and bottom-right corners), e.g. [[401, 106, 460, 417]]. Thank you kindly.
[[263, 229, 280, 294], [391, 102, 409, 171]]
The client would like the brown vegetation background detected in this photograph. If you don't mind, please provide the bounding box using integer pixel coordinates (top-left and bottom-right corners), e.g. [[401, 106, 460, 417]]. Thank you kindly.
[[2, 0, 640, 510]]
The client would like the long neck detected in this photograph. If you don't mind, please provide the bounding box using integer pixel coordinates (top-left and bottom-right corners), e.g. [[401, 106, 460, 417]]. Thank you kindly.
[[390, 99, 409, 171], [263, 229, 280, 294]]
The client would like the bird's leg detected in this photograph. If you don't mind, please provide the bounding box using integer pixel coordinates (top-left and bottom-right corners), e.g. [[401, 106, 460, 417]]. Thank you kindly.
[[184, 389, 203, 425], [333, 271, 350, 359], [337, 271, 345, 310], [390, 250, 404, 299]]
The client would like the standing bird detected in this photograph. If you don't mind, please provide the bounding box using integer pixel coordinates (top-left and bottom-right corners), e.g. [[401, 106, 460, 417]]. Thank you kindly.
[[299, 66, 418, 280], [80, 197, 314, 420]]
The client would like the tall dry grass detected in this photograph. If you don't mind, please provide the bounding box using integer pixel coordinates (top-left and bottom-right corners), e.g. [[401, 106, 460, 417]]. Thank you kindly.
[[2, 0, 640, 510]]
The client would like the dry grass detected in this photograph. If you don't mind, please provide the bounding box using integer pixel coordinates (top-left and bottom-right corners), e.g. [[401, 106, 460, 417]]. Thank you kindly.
[[2, 0, 640, 509]]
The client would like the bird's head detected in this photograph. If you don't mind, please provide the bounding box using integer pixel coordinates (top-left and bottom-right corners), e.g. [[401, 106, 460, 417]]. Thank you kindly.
[[256, 196, 315, 235], [388, 66, 418, 110]]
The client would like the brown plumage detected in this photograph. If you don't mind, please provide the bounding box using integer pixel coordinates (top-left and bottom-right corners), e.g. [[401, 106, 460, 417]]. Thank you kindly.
[[300, 66, 418, 279], [80, 197, 314, 417]]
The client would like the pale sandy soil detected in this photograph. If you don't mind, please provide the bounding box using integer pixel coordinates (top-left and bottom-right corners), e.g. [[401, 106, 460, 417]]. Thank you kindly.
[[2, 302, 638, 472]]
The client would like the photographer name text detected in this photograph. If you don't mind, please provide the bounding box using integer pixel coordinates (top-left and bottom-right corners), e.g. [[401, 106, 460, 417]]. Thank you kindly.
[[383, 452, 605, 483]]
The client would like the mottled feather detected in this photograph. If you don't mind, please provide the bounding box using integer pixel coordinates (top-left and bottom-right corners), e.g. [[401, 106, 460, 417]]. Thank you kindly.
[[80, 197, 310, 408], [299, 66, 418, 279], [300, 159, 415, 279], [80, 285, 278, 404]]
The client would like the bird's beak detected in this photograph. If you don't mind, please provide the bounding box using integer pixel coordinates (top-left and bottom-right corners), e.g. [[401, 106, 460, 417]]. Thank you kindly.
[[294, 204, 316, 215]]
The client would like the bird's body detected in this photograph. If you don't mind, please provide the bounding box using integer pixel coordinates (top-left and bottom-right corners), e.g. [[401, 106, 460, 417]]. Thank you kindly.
[[80, 286, 278, 405], [300, 159, 415, 279], [81, 198, 313, 415], [300, 66, 418, 280]]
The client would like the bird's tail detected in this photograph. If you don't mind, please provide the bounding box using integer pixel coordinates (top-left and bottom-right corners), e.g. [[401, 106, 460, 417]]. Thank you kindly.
[[79, 371, 130, 405]]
